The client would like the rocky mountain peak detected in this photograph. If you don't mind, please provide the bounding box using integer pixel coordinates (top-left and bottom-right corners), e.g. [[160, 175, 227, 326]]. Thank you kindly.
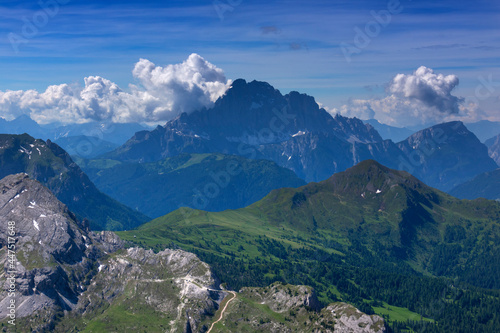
[[0, 173, 89, 265], [0, 174, 102, 326], [397, 121, 498, 191], [108, 79, 385, 166], [403, 121, 471, 145], [224, 78, 279, 99]]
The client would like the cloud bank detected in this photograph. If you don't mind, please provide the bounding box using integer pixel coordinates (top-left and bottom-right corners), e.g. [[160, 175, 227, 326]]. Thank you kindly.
[[333, 66, 479, 127], [0, 54, 231, 124]]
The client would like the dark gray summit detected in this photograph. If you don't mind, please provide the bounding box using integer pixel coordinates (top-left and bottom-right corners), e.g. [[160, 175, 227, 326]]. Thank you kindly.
[[104, 79, 495, 188], [397, 121, 498, 191], [104, 79, 389, 181]]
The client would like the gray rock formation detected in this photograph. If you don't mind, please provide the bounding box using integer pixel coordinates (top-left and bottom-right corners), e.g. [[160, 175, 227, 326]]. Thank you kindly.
[[0, 173, 101, 330], [62, 247, 224, 332], [240, 283, 322, 313], [0, 174, 223, 332], [323, 303, 386, 333], [220, 282, 386, 333], [397, 121, 498, 191]]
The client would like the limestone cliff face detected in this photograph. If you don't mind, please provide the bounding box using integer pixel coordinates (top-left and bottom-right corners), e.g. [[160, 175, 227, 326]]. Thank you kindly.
[[68, 247, 223, 333], [323, 303, 386, 333], [0, 174, 224, 332], [0, 173, 102, 331]]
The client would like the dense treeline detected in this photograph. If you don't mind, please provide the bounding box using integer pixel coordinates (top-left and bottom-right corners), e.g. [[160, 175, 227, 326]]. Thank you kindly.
[[140, 232, 500, 332], [184, 242, 500, 333], [132, 216, 500, 332]]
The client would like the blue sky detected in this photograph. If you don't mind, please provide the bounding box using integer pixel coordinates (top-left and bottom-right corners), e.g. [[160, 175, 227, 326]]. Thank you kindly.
[[0, 0, 499, 126]]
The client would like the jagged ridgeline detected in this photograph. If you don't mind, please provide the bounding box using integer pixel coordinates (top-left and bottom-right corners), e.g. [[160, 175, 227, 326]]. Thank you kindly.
[[0, 134, 149, 230], [104, 79, 496, 191], [0, 174, 385, 332], [120, 160, 500, 331]]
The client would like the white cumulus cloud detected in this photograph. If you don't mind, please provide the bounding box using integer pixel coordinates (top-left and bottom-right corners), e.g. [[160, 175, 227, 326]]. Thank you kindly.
[[0, 54, 231, 124], [389, 66, 461, 114], [332, 66, 479, 127]]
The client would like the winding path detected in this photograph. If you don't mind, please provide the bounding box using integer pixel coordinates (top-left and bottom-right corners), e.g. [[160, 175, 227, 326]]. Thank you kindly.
[[207, 291, 237, 333]]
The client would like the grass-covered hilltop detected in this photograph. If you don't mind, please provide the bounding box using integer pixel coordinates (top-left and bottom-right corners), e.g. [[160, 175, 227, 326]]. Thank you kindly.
[[120, 159, 500, 332]]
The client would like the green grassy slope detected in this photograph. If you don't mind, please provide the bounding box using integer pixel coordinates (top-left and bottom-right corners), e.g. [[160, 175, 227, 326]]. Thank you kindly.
[[119, 160, 500, 331], [121, 160, 500, 288]]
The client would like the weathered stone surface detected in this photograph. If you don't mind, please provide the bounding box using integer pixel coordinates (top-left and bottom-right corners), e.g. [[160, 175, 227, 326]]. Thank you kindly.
[[0, 173, 100, 330], [324, 303, 386, 333]]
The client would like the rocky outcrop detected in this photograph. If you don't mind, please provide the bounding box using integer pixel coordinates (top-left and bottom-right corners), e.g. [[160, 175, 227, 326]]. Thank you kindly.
[[89, 230, 124, 253], [60, 247, 224, 333], [0, 173, 102, 330], [219, 282, 385, 333], [240, 283, 321, 313], [0, 174, 223, 332], [449, 168, 500, 200], [324, 303, 386, 333]]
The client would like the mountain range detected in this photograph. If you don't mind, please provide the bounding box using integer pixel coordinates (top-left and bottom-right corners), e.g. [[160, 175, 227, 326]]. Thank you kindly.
[[103, 79, 496, 192], [123, 159, 500, 289], [396, 121, 498, 191], [0, 114, 150, 149], [105, 79, 382, 164], [2, 80, 496, 194], [1, 77, 500, 332], [54, 135, 119, 159], [363, 119, 415, 142], [0, 173, 385, 332], [120, 159, 500, 331], [449, 168, 500, 200]]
